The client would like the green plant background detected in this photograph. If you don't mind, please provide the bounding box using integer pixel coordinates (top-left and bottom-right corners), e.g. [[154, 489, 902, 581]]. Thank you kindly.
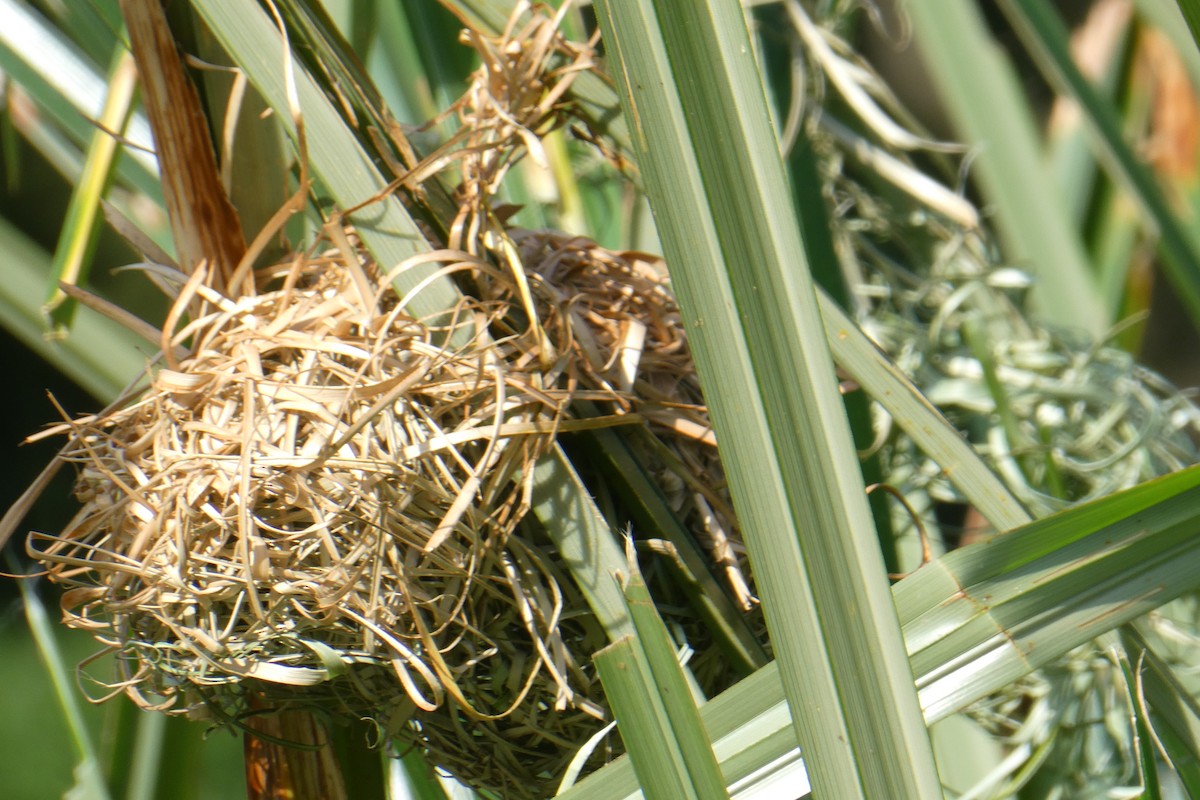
[[5, 0, 1200, 798]]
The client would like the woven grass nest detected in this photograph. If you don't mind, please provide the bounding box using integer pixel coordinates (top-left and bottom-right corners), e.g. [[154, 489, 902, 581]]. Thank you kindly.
[[28, 243, 642, 795], [508, 228, 752, 609]]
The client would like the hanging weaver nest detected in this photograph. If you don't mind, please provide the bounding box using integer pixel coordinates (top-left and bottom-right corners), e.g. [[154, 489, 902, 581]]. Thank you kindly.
[[418, 0, 759, 634], [376, 0, 772, 727], [28, 247, 626, 797], [407, 1, 766, 703], [524, 231, 768, 693], [508, 229, 755, 612]]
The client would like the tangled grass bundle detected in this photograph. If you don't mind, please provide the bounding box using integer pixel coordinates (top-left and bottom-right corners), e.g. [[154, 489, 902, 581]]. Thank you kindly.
[[815, 116, 1200, 522], [858, 233, 1200, 518], [411, 1, 601, 252], [28, 246, 621, 795]]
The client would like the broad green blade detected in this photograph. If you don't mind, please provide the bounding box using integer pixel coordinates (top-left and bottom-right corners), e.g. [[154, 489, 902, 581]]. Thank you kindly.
[[782, 131, 899, 569], [899, 466, 1200, 723], [0, 215, 145, 400], [191, 0, 460, 320], [905, 0, 1106, 336], [17, 579, 112, 800], [396, 749, 454, 800], [594, 567, 730, 800], [529, 447, 633, 641], [561, 657, 807, 800], [1175, 0, 1200, 53], [594, 638, 699, 800], [998, 0, 1200, 330], [896, 464, 1200, 626], [30, 0, 122, 67], [0, 0, 159, 198], [593, 1, 940, 796], [620, 569, 729, 798], [563, 465, 1200, 799]]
